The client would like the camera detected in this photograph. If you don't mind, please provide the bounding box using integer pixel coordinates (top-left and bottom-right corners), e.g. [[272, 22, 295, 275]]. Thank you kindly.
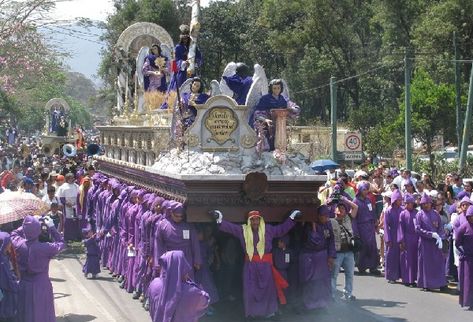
[[328, 185, 342, 205], [38, 217, 52, 243]]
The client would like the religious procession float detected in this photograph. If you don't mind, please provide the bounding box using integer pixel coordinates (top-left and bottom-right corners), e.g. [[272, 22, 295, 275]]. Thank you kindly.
[[93, 0, 325, 222]]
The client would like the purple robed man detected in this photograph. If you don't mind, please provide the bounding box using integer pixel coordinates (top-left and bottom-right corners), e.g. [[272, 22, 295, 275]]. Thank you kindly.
[[415, 193, 447, 290], [117, 185, 135, 280], [148, 250, 209, 322], [133, 193, 154, 298], [397, 194, 419, 286], [142, 196, 165, 304], [273, 235, 293, 280], [125, 189, 144, 293], [195, 227, 219, 308], [100, 179, 120, 268], [82, 229, 101, 278], [455, 205, 473, 309], [353, 182, 380, 275], [384, 189, 403, 283], [11, 215, 65, 322], [154, 202, 201, 279], [213, 209, 301, 319], [299, 205, 336, 309], [0, 232, 19, 320]]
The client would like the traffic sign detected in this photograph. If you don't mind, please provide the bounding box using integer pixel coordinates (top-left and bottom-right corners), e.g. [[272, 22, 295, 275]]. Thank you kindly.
[[344, 132, 362, 152], [343, 152, 364, 161]]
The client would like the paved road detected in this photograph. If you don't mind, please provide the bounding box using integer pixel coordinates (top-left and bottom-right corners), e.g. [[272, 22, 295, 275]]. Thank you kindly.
[[51, 250, 472, 322]]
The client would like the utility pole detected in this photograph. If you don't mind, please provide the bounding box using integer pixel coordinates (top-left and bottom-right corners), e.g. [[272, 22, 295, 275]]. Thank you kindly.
[[330, 76, 337, 162], [454, 31, 462, 154], [459, 63, 473, 171], [405, 52, 413, 170]]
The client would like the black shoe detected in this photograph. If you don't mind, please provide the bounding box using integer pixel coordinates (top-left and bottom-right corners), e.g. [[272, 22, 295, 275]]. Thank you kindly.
[[132, 291, 141, 299], [388, 280, 396, 284], [117, 275, 124, 283], [370, 269, 381, 276], [356, 270, 367, 276], [439, 286, 449, 293]]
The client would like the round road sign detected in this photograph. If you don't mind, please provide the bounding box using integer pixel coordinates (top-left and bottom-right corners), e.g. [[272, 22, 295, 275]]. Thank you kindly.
[[345, 134, 361, 151]]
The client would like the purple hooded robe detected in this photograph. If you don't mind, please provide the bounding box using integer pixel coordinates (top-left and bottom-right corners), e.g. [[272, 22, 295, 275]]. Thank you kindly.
[[415, 194, 447, 289], [142, 197, 165, 297], [195, 236, 220, 305], [11, 215, 65, 322], [455, 206, 473, 308], [383, 189, 403, 281], [397, 195, 419, 284], [117, 186, 135, 277], [299, 211, 336, 310], [154, 203, 201, 278], [352, 183, 379, 272], [134, 193, 154, 293], [125, 190, 142, 292], [0, 232, 18, 319], [83, 232, 101, 275], [148, 250, 209, 322]]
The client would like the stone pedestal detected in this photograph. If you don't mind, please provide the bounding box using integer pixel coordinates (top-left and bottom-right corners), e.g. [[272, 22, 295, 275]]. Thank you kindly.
[[271, 108, 289, 152]]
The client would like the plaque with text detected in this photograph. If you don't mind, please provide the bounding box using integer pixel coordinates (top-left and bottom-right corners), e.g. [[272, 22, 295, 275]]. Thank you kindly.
[[204, 107, 238, 145]]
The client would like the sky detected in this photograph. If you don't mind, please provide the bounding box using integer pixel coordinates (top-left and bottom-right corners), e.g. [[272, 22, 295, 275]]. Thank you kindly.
[[48, 0, 216, 85], [52, 0, 214, 22]]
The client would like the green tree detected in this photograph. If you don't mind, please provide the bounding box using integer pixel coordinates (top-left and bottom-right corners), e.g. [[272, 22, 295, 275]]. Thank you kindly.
[[399, 69, 456, 173]]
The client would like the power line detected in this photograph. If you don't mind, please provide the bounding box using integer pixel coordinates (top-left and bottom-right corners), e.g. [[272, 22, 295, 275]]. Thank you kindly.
[[408, 57, 473, 63], [41, 25, 104, 45], [293, 60, 403, 95]]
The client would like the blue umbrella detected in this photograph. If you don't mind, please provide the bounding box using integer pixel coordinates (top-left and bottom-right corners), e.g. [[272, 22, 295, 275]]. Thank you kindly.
[[310, 159, 340, 173]]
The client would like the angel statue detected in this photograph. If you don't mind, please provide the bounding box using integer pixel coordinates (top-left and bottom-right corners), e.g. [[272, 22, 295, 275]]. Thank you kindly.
[[246, 70, 300, 153], [179, 77, 209, 129], [142, 44, 168, 93], [220, 62, 253, 105]]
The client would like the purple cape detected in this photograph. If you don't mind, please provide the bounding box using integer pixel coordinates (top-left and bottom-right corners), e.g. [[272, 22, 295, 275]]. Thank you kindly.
[[148, 250, 209, 322]]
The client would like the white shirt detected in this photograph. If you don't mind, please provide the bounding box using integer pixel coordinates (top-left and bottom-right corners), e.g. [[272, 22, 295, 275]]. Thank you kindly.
[[57, 182, 79, 219], [42, 194, 60, 207]]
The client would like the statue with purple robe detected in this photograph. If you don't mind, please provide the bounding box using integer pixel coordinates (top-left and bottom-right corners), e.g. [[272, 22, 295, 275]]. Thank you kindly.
[[142, 44, 168, 93], [180, 77, 209, 129], [169, 25, 202, 91], [251, 79, 287, 152], [5, 126, 17, 145], [50, 106, 63, 133], [222, 63, 253, 105]]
